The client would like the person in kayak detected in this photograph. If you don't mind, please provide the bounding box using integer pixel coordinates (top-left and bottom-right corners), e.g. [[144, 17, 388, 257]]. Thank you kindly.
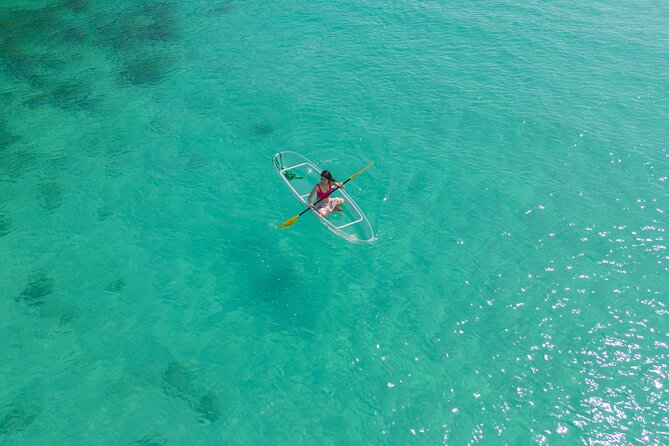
[[308, 170, 345, 217]]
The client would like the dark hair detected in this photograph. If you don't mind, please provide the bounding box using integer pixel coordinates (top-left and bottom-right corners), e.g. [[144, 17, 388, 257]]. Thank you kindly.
[[320, 170, 336, 182]]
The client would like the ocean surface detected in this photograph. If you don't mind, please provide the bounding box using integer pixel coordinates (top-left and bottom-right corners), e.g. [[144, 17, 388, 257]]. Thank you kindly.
[[1, 0, 667, 444]]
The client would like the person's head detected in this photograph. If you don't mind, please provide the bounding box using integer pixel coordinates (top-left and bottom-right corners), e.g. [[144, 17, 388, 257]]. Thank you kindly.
[[320, 170, 335, 182]]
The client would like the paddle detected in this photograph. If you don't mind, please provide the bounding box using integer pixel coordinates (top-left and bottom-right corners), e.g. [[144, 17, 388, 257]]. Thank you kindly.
[[277, 162, 374, 229]]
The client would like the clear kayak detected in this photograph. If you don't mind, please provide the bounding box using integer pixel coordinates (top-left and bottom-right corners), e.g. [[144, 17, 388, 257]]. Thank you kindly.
[[273, 151, 375, 244]]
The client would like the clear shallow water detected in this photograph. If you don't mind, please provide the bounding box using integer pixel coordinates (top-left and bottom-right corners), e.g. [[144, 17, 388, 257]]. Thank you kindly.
[[1, 0, 667, 444]]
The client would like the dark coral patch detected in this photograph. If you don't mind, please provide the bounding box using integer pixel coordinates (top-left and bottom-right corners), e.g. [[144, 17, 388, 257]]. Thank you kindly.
[[186, 157, 208, 170], [38, 182, 63, 211], [20, 73, 99, 112], [211, 2, 234, 15], [60, 26, 88, 44], [133, 434, 169, 446], [0, 121, 19, 147], [0, 8, 63, 47], [0, 215, 12, 238], [63, 0, 89, 12], [105, 278, 125, 292], [95, 1, 178, 52], [118, 57, 173, 86], [250, 122, 274, 137], [0, 408, 37, 435], [162, 361, 195, 397], [50, 80, 100, 112], [0, 7, 70, 87], [0, 150, 37, 178], [197, 392, 221, 423], [17, 276, 54, 306], [101, 21, 176, 51], [140, 22, 177, 43], [1, 53, 50, 89], [139, 1, 177, 25], [161, 362, 223, 423]]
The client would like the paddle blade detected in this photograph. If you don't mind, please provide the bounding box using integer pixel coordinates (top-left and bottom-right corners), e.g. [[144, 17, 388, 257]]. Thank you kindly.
[[277, 214, 300, 229], [349, 162, 374, 180]]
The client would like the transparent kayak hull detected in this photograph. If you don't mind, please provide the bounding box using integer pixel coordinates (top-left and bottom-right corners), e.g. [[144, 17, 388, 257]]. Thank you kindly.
[[273, 151, 375, 244]]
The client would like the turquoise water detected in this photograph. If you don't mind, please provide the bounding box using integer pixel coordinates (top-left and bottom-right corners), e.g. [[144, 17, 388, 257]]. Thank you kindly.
[[1, 0, 667, 444]]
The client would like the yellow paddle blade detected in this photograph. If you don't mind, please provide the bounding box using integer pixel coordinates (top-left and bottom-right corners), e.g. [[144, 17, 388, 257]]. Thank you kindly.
[[349, 161, 374, 180], [277, 214, 300, 229]]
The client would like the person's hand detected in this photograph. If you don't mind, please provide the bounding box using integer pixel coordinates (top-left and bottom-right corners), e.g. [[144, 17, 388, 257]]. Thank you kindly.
[[309, 203, 314, 208]]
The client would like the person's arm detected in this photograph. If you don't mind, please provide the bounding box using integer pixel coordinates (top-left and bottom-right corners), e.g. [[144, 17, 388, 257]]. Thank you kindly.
[[308, 185, 317, 207], [334, 181, 344, 189]]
